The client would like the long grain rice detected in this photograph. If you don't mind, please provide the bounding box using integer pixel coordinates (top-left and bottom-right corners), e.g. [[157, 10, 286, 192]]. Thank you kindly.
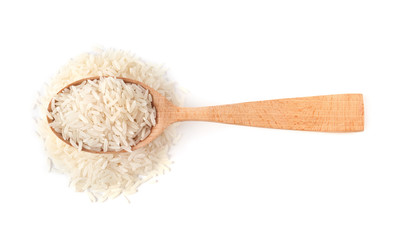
[[36, 48, 182, 202], [49, 76, 156, 152]]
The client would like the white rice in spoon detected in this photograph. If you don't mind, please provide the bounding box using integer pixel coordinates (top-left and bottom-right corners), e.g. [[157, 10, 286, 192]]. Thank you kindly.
[[36, 48, 182, 202], [49, 76, 156, 152]]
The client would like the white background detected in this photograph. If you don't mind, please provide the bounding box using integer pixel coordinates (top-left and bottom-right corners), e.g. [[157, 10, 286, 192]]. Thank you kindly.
[[0, 0, 397, 239]]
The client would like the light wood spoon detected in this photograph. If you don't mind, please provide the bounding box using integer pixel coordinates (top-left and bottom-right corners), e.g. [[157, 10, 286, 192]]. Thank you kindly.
[[48, 76, 364, 153]]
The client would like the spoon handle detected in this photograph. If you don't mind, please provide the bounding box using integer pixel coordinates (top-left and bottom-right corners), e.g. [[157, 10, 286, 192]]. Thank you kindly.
[[173, 94, 364, 132]]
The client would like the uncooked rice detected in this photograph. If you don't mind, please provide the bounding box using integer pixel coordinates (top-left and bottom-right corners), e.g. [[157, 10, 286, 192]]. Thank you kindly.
[[36, 48, 182, 202], [49, 76, 156, 152]]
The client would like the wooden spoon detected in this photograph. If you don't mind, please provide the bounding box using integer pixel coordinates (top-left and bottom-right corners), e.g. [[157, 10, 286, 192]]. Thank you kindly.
[[48, 76, 364, 153]]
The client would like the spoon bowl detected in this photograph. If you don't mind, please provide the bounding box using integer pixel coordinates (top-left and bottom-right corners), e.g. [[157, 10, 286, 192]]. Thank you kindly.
[[47, 76, 176, 154], [48, 76, 364, 153]]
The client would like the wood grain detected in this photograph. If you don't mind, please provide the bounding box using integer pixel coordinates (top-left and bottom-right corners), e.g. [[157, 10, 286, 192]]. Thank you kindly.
[[173, 94, 364, 132], [47, 76, 364, 153]]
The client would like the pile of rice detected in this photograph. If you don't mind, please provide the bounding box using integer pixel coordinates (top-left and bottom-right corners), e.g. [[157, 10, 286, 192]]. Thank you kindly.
[[36, 48, 182, 202], [49, 76, 156, 152]]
